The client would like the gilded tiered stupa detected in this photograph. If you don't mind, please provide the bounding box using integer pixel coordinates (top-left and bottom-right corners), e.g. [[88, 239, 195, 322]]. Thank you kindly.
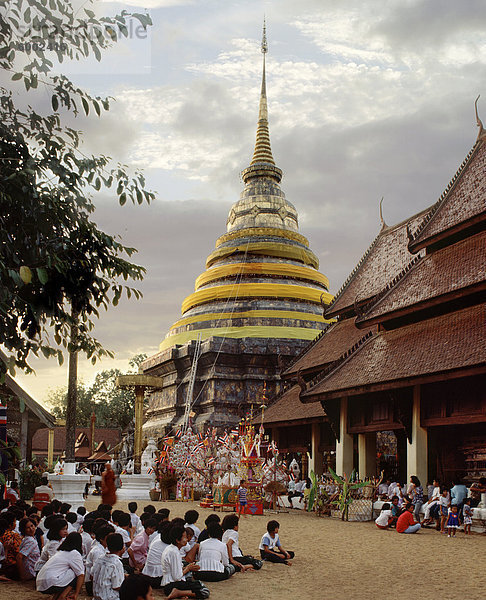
[[142, 27, 332, 435]]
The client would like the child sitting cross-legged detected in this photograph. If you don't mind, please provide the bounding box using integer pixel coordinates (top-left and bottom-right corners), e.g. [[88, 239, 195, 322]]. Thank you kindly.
[[259, 520, 294, 565], [92, 532, 126, 600], [161, 525, 209, 599]]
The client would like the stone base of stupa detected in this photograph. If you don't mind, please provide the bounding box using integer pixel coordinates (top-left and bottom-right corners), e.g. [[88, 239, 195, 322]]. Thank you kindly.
[[48, 463, 89, 510], [117, 473, 154, 501]]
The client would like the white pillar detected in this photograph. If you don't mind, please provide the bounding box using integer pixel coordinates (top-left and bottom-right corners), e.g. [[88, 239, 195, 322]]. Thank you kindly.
[[358, 432, 376, 479], [309, 423, 324, 476], [335, 397, 353, 477], [407, 385, 428, 487]]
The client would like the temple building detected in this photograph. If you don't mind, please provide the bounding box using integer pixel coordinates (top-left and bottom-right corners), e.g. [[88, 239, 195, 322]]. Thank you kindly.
[[142, 29, 332, 436], [266, 113, 486, 485]]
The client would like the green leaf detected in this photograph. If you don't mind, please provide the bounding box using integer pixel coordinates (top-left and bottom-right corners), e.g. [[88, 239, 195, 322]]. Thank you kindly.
[[119, 192, 127, 206], [82, 97, 89, 115], [37, 267, 49, 284], [51, 95, 59, 111], [11, 72, 23, 81]]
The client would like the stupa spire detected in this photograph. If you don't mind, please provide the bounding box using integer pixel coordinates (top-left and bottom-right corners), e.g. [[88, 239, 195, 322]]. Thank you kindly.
[[251, 20, 275, 165], [242, 21, 282, 184]]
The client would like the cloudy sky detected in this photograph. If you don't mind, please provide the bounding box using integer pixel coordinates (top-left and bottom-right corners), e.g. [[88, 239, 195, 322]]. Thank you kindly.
[[12, 0, 486, 406]]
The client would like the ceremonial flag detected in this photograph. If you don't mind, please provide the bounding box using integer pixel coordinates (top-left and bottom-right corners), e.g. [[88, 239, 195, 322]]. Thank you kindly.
[[183, 458, 190, 467], [175, 429, 182, 439], [147, 467, 154, 475], [230, 427, 239, 437], [208, 457, 215, 465], [197, 432, 204, 442]]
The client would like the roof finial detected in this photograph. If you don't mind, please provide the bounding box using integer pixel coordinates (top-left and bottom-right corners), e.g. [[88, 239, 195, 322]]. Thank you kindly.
[[475, 95, 485, 139], [250, 19, 275, 167], [379, 196, 387, 229], [262, 17, 268, 54]]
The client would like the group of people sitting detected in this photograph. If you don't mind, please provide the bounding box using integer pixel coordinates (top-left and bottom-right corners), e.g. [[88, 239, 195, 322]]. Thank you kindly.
[[375, 475, 478, 536], [0, 495, 295, 600]]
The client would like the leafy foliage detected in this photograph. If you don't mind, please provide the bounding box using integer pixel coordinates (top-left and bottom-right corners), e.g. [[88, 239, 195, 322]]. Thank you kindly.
[[47, 353, 147, 430], [0, 1, 155, 378], [328, 467, 369, 521], [19, 464, 44, 499]]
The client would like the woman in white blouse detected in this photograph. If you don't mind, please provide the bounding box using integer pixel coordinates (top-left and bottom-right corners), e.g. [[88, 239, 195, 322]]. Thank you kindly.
[[36, 532, 85, 600], [141, 522, 170, 588], [161, 525, 210, 599], [17, 517, 40, 580], [194, 523, 235, 582], [34, 517, 68, 573]]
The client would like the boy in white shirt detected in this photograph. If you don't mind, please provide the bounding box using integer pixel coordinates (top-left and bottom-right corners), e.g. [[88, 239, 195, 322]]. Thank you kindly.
[[92, 532, 125, 600], [259, 519, 294, 565], [85, 523, 115, 596], [375, 503, 393, 530]]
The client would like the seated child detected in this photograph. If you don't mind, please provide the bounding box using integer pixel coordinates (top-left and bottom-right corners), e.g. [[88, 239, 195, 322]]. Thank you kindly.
[[127, 518, 157, 572], [142, 521, 171, 589], [119, 574, 154, 600], [184, 511, 200, 550], [161, 525, 209, 599], [86, 523, 115, 596], [221, 514, 263, 572], [390, 496, 401, 527], [17, 517, 40, 580], [375, 503, 393, 530], [128, 503, 141, 535], [197, 515, 220, 544], [92, 533, 125, 600], [259, 520, 294, 565], [36, 532, 85, 599], [194, 523, 235, 581]]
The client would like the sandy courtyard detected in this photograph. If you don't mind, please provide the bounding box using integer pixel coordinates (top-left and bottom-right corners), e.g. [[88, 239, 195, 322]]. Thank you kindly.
[[2, 499, 485, 600]]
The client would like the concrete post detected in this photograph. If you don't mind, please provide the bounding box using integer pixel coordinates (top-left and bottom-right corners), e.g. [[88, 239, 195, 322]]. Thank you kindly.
[[407, 385, 427, 487], [47, 428, 55, 470], [335, 397, 354, 477], [358, 432, 376, 479], [309, 422, 324, 476], [134, 386, 144, 475]]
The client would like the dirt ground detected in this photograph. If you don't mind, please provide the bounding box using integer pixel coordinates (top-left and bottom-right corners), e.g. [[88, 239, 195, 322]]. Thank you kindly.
[[2, 499, 485, 600]]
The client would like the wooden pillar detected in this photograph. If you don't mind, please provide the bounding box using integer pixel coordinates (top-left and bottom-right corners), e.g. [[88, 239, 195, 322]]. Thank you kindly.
[[309, 422, 324, 476], [335, 397, 353, 476], [358, 432, 376, 479], [20, 410, 29, 464], [134, 386, 144, 475], [407, 385, 427, 487], [271, 427, 280, 446], [47, 428, 55, 470]]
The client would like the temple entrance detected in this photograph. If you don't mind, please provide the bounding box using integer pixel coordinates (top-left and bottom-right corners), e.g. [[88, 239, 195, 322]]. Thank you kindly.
[[428, 423, 486, 485]]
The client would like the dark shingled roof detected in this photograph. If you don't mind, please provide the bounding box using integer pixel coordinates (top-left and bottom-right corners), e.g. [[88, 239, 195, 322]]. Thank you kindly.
[[409, 139, 486, 250], [357, 230, 486, 325], [325, 208, 430, 318], [263, 384, 325, 424], [284, 318, 373, 377], [302, 303, 486, 400]]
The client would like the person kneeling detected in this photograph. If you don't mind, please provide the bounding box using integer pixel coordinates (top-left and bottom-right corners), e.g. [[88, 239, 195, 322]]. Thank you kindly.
[[36, 532, 84, 600], [194, 523, 235, 582], [161, 525, 209, 599], [259, 520, 294, 565], [375, 503, 393, 530], [396, 503, 421, 534]]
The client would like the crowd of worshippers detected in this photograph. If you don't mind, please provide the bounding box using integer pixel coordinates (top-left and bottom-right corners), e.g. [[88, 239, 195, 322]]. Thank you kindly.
[[0, 496, 295, 600], [374, 475, 484, 535]]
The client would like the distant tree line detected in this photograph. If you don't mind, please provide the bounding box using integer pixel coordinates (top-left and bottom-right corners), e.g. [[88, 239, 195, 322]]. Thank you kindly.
[[47, 354, 147, 430]]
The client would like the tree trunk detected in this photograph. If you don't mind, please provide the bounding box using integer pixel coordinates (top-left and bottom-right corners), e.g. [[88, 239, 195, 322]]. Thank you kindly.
[[65, 309, 79, 463]]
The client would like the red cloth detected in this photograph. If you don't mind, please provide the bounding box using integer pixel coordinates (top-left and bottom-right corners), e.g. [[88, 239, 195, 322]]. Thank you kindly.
[[396, 510, 415, 533], [101, 468, 116, 506]]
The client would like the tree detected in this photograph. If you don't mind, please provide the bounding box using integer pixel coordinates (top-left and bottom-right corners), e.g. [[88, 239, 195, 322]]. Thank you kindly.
[[0, 1, 155, 378], [47, 354, 147, 430], [0, 1, 155, 460]]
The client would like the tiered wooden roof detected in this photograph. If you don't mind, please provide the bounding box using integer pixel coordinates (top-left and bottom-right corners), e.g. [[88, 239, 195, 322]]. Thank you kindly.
[[267, 124, 486, 422]]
